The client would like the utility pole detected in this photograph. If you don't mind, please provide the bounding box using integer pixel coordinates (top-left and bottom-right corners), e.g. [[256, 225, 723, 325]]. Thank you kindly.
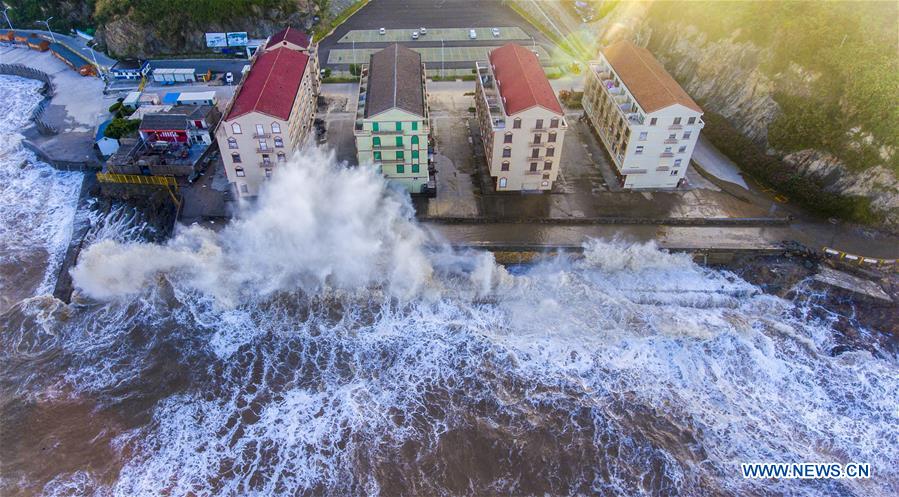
[[83, 44, 102, 78], [39, 16, 56, 43], [441, 38, 445, 78], [2, 7, 12, 30]]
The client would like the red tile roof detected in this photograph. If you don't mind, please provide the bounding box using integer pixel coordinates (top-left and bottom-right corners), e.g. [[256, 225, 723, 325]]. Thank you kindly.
[[602, 41, 702, 114], [226, 48, 309, 121], [266, 27, 311, 50], [489, 43, 562, 116]]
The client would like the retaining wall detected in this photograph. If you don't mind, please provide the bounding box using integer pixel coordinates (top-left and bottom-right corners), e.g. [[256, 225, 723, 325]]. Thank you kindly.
[[0, 63, 58, 135]]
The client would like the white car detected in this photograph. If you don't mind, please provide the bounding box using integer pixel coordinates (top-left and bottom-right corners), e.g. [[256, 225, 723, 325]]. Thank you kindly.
[[411, 31, 419, 40], [469, 29, 477, 39], [420, 27, 427, 35], [492, 27, 500, 37], [225, 72, 234, 84], [379, 27, 386, 35]]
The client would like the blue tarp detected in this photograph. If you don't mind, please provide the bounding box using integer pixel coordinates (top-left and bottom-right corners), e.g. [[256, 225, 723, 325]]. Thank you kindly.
[[162, 92, 180, 105], [96, 119, 112, 141]]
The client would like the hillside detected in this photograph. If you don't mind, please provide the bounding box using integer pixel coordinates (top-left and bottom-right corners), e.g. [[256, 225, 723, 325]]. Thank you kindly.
[[592, 0, 898, 228]]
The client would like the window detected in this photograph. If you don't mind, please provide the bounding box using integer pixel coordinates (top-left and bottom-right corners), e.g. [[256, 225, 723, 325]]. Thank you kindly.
[[503, 147, 511, 158], [412, 121, 418, 131], [256, 124, 265, 136], [544, 161, 552, 170], [227, 137, 238, 149], [272, 123, 281, 133], [372, 122, 379, 132], [258, 139, 268, 150], [499, 177, 507, 188], [412, 150, 419, 159], [395, 136, 403, 147], [683, 131, 692, 140], [411, 164, 420, 173], [533, 133, 542, 144], [396, 121, 402, 131], [278, 152, 286, 163], [411, 135, 419, 145], [274, 137, 284, 148], [635, 146, 644, 155], [678, 146, 686, 153], [396, 164, 404, 173], [373, 151, 382, 161], [501, 161, 510, 171], [265, 168, 273, 178], [687, 117, 696, 125], [235, 166, 245, 177], [548, 132, 556, 143], [673, 117, 682, 125], [396, 150, 404, 159], [262, 154, 271, 165], [668, 134, 676, 140], [373, 136, 381, 148], [649, 118, 657, 126], [550, 118, 559, 128], [535, 119, 544, 129], [504, 132, 513, 144], [241, 184, 248, 193], [231, 123, 242, 134], [674, 159, 683, 167], [670, 170, 679, 176], [231, 152, 242, 163], [530, 162, 538, 172], [546, 147, 554, 157], [664, 147, 672, 153], [531, 148, 539, 158], [513, 118, 521, 129]]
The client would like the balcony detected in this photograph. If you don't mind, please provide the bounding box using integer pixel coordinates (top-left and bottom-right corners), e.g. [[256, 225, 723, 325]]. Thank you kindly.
[[668, 124, 683, 130], [373, 145, 404, 151], [663, 139, 678, 145], [476, 61, 507, 130], [252, 132, 271, 139], [372, 128, 404, 135], [256, 147, 274, 153], [258, 161, 274, 168], [660, 152, 674, 158]]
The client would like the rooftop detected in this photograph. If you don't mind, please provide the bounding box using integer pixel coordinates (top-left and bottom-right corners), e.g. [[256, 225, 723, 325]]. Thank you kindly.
[[49, 42, 90, 68], [112, 59, 144, 70], [488, 43, 562, 116], [140, 113, 188, 131], [226, 47, 310, 121], [365, 44, 425, 118], [266, 26, 311, 50], [601, 40, 702, 114]]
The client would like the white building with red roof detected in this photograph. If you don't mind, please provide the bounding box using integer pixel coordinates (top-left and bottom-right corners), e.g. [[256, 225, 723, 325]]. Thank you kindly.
[[474, 43, 567, 192], [583, 40, 704, 189], [215, 44, 318, 197]]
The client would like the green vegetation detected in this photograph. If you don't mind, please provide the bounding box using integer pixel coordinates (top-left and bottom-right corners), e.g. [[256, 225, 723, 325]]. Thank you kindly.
[[313, 0, 369, 40], [649, 1, 899, 175], [702, 111, 881, 225], [103, 118, 140, 139]]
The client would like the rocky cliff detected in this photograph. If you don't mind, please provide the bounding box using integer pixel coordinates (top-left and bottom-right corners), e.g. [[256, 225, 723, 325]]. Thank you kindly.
[[593, 1, 898, 229]]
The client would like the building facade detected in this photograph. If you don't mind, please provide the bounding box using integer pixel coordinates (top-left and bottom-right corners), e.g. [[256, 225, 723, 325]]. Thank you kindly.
[[215, 43, 318, 197], [583, 40, 704, 189], [353, 44, 430, 194], [474, 43, 567, 192], [264, 27, 320, 96]]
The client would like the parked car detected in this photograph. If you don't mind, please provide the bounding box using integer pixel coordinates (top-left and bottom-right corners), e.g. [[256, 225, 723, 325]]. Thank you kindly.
[[379, 27, 386, 35], [492, 27, 500, 37], [420, 27, 427, 35], [469, 29, 477, 39], [411, 30, 419, 40], [225, 72, 234, 84]]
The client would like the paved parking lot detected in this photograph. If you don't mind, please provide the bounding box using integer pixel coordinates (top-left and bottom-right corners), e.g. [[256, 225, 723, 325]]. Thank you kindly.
[[328, 45, 549, 65], [338, 26, 531, 43], [319, 0, 552, 70]]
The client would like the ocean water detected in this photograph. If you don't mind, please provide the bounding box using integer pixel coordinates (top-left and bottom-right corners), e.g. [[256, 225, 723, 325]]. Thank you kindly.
[[1, 75, 898, 497]]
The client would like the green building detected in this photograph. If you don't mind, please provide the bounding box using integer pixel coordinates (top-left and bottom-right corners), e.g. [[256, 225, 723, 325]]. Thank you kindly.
[[353, 44, 430, 194]]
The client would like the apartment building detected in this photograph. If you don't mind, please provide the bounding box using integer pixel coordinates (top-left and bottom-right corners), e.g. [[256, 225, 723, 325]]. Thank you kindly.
[[583, 40, 703, 189], [353, 44, 431, 194], [474, 43, 567, 192], [215, 46, 317, 197], [264, 26, 320, 95]]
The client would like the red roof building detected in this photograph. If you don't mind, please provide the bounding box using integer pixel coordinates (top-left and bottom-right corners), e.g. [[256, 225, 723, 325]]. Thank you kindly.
[[226, 47, 310, 121], [265, 26, 312, 51], [488, 43, 563, 116]]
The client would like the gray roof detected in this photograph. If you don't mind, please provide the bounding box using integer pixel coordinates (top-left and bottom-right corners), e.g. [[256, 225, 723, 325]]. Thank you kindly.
[[140, 113, 188, 130], [365, 44, 424, 118], [165, 104, 215, 120]]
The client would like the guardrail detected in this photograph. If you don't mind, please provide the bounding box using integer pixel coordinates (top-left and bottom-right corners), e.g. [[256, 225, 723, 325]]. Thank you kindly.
[[822, 247, 897, 269]]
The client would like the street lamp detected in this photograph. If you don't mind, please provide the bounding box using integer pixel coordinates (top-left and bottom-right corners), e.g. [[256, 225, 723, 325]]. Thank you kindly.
[[39, 16, 56, 43], [2, 7, 12, 30], [82, 45, 102, 78]]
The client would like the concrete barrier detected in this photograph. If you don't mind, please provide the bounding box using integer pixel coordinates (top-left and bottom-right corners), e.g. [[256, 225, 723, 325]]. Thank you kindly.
[[0, 63, 58, 135], [419, 216, 793, 227]]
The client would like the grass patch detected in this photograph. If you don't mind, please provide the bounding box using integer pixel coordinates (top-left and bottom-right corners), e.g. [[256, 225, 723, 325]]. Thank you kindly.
[[322, 76, 359, 83], [314, 0, 370, 41]]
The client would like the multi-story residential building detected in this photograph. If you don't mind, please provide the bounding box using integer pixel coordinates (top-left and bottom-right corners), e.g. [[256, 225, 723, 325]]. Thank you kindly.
[[474, 43, 567, 192], [583, 40, 704, 189], [353, 44, 431, 194], [264, 26, 320, 95], [215, 45, 317, 197]]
